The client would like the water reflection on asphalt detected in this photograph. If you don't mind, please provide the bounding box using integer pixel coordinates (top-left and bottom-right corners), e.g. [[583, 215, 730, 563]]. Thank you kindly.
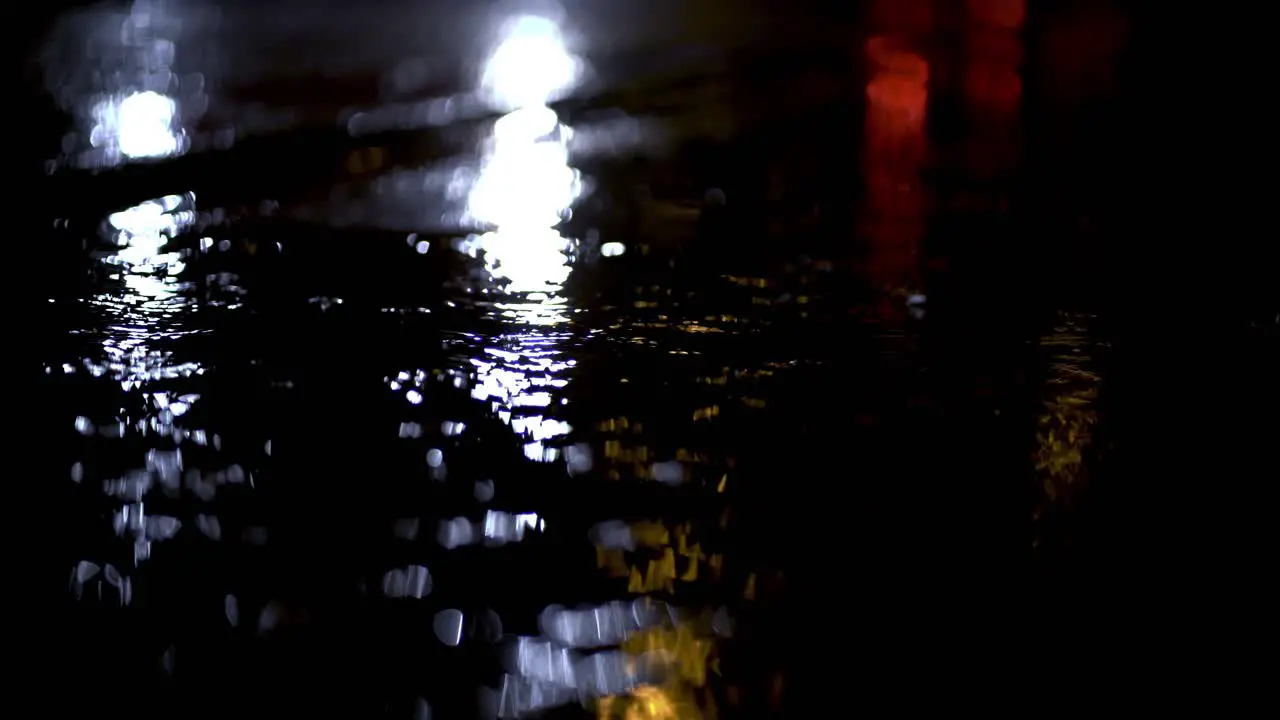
[[27, 0, 1166, 717]]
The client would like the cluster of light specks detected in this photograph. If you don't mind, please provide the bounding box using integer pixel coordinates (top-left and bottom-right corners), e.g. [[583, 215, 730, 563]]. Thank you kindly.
[[388, 369, 429, 407], [1033, 311, 1103, 544], [493, 598, 720, 717], [82, 193, 202, 385], [56, 193, 249, 579], [70, 560, 133, 606], [387, 367, 472, 414], [382, 564, 433, 599], [111, 497, 182, 563], [438, 510, 544, 549], [540, 599, 674, 650], [387, 338, 575, 462], [374, 557, 503, 651], [469, 340, 575, 462]]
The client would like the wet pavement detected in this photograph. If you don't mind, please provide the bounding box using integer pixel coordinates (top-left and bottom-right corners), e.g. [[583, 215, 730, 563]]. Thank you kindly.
[[20, 0, 1278, 717]]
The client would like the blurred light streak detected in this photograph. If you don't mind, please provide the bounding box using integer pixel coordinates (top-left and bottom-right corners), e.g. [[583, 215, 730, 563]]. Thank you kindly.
[[962, 0, 1024, 178], [861, 12, 929, 311]]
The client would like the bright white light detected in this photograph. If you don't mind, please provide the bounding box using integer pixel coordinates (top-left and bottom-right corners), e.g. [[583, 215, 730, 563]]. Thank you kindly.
[[482, 16, 579, 110], [108, 194, 190, 235], [92, 91, 182, 159], [464, 108, 578, 298], [83, 194, 204, 392], [601, 242, 625, 257], [467, 139, 580, 229], [477, 229, 573, 295], [105, 194, 196, 271], [493, 105, 560, 146]]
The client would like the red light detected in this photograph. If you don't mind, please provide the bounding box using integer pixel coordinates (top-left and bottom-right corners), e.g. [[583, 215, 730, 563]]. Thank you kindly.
[[967, 0, 1025, 29], [964, 62, 1022, 114]]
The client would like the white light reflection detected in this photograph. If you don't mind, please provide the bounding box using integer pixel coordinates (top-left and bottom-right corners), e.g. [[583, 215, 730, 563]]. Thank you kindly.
[[45, 0, 209, 168], [474, 229, 575, 297], [48, 194, 217, 566], [91, 90, 184, 160], [481, 16, 581, 112], [89, 193, 205, 389], [457, 16, 584, 461]]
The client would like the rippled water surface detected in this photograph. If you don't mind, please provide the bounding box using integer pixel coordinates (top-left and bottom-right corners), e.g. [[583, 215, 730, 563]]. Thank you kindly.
[[29, 0, 1276, 717]]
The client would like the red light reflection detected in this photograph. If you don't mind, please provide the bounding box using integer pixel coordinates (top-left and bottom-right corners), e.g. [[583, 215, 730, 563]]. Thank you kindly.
[[967, 0, 1025, 30], [962, 0, 1023, 179], [1041, 4, 1127, 101], [870, 0, 933, 37], [865, 38, 929, 140], [964, 63, 1022, 115], [964, 2, 1024, 118], [861, 34, 929, 311]]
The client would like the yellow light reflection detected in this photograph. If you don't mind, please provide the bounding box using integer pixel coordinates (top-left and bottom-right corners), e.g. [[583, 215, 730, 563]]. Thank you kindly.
[[598, 684, 706, 720], [1033, 312, 1101, 543]]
